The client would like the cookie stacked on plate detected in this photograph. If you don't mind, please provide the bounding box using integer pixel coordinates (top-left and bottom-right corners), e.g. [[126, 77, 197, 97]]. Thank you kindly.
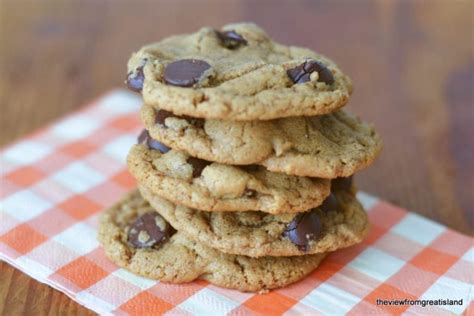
[[98, 23, 382, 292]]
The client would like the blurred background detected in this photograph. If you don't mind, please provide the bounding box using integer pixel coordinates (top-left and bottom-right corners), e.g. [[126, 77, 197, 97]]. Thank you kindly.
[[0, 0, 472, 313]]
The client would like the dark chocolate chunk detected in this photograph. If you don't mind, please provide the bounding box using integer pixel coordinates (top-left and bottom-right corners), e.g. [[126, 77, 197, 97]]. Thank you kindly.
[[287, 65, 305, 84], [283, 210, 321, 252], [147, 138, 170, 153], [217, 30, 247, 49], [163, 59, 211, 87], [320, 193, 340, 212], [137, 129, 149, 144], [155, 110, 175, 126], [332, 176, 353, 191], [306, 60, 335, 85], [128, 212, 173, 248], [187, 156, 212, 178], [287, 60, 334, 85], [137, 129, 170, 153], [126, 65, 145, 92]]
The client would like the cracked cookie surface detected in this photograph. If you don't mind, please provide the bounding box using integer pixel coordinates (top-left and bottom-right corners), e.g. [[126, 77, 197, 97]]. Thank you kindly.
[[142, 104, 382, 177], [127, 22, 352, 121], [98, 190, 327, 292], [127, 144, 330, 213], [140, 184, 368, 257]]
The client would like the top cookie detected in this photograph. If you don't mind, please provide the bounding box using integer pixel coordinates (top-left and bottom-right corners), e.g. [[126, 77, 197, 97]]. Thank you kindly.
[[127, 22, 352, 121]]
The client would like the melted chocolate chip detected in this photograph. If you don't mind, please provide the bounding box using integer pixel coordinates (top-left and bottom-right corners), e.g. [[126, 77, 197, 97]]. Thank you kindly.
[[217, 30, 247, 49], [163, 59, 211, 87], [283, 210, 321, 252], [137, 129, 170, 153], [187, 156, 212, 178], [128, 212, 173, 248], [126, 65, 145, 92], [155, 109, 204, 129], [287, 60, 334, 85], [155, 110, 175, 126], [319, 193, 340, 212], [332, 176, 353, 191]]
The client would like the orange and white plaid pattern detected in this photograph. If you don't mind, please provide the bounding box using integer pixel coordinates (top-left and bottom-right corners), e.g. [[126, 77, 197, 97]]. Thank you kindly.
[[0, 90, 472, 315]]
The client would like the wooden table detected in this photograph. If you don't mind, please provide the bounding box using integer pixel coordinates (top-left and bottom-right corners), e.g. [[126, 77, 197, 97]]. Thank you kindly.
[[1, 0, 472, 314]]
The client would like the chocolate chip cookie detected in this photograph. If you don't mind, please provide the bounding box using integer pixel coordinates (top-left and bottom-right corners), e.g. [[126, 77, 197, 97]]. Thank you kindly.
[[139, 178, 368, 257], [141, 104, 382, 177], [127, 143, 331, 213], [98, 190, 327, 292], [127, 22, 352, 121]]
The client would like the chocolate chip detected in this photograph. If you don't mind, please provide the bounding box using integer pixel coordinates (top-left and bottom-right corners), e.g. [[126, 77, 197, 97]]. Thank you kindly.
[[217, 30, 247, 49], [155, 109, 204, 128], [244, 189, 257, 198], [316, 62, 334, 85], [332, 176, 353, 191], [319, 193, 339, 212], [155, 110, 175, 126], [287, 64, 307, 84], [287, 60, 334, 85], [187, 156, 212, 178], [283, 210, 321, 252], [148, 139, 170, 153], [137, 129, 149, 144], [126, 65, 145, 92], [137, 129, 170, 153], [128, 212, 173, 248], [163, 59, 211, 87]]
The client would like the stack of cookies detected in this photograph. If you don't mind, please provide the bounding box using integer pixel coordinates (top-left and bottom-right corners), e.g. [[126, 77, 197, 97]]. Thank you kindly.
[[98, 23, 382, 292]]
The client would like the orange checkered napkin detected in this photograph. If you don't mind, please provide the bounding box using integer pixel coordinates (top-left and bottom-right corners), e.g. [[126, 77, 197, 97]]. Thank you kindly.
[[1, 90, 472, 315]]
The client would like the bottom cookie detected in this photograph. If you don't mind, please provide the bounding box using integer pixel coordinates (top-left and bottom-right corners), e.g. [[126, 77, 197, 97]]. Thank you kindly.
[[98, 190, 326, 292]]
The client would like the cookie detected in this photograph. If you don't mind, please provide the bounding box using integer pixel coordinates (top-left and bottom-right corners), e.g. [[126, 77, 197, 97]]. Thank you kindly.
[[127, 143, 331, 213], [139, 179, 368, 257], [126, 22, 352, 121], [141, 104, 382, 178], [98, 190, 327, 292]]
